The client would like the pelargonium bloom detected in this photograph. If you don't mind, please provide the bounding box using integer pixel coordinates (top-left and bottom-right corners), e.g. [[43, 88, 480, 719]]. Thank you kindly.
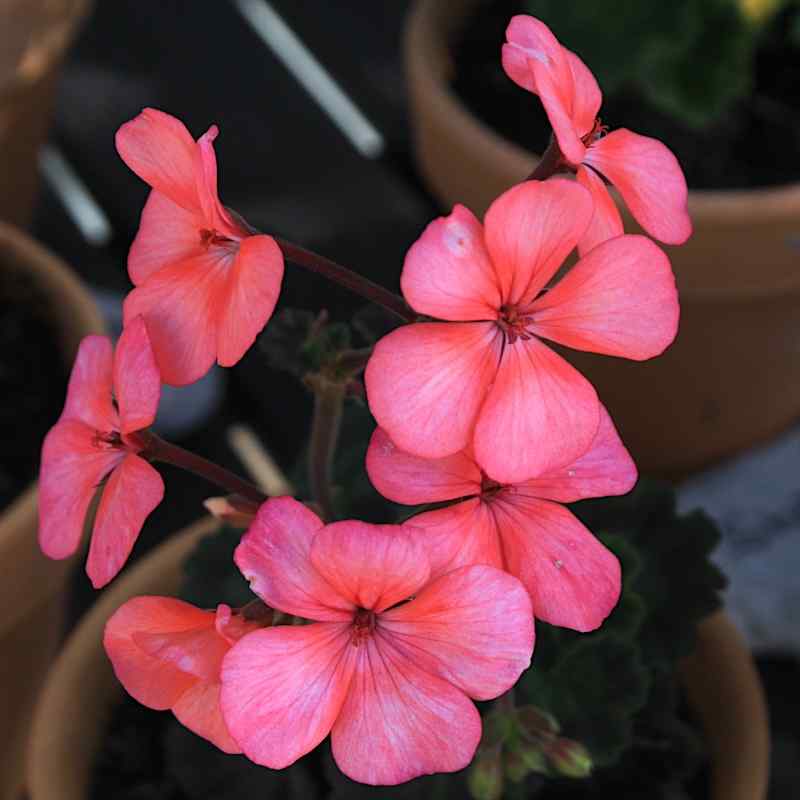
[[502, 15, 691, 253], [117, 108, 284, 386], [365, 179, 678, 484], [220, 497, 534, 785], [366, 406, 635, 632], [105, 597, 260, 752], [39, 317, 164, 587]]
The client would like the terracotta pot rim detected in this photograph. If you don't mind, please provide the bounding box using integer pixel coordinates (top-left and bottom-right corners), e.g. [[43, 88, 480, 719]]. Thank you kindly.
[[405, 0, 800, 298]]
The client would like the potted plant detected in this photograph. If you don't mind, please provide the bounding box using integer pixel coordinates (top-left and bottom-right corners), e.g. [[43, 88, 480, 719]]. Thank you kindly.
[[24, 12, 769, 797], [404, 0, 800, 478], [0, 221, 104, 800]]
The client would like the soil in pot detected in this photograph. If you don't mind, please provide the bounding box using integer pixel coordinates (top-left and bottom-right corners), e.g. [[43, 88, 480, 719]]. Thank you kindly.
[[0, 266, 70, 511], [451, 0, 800, 190]]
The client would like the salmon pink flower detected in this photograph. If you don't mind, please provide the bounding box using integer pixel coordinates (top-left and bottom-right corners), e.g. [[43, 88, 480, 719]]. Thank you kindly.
[[365, 179, 678, 484], [105, 597, 260, 752], [38, 317, 164, 588], [117, 108, 284, 386], [502, 15, 691, 253], [220, 497, 534, 785], [366, 407, 635, 632]]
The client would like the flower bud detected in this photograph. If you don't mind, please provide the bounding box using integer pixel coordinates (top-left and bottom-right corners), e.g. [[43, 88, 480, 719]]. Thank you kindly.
[[543, 738, 593, 779], [467, 747, 504, 800], [515, 705, 560, 741]]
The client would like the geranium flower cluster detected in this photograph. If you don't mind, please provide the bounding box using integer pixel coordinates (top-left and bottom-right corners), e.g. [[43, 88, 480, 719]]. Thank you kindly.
[[38, 15, 686, 787]]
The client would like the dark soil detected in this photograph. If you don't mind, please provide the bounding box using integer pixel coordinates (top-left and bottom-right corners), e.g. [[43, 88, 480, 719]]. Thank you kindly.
[[0, 267, 70, 512], [451, 0, 800, 190]]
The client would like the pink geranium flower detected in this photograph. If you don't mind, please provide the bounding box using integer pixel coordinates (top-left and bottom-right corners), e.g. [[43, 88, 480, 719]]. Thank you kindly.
[[366, 406, 636, 632], [502, 15, 692, 253], [364, 179, 678, 484], [117, 108, 284, 386], [105, 597, 260, 752], [220, 497, 534, 785], [39, 317, 164, 587]]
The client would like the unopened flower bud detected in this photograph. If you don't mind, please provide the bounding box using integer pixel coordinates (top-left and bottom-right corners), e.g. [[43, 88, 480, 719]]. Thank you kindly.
[[468, 747, 504, 800], [515, 705, 560, 742], [513, 740, 549, 776], [543, 738, 592, 779], [504, 747, 530, 783], [203, 494, 259, 528]]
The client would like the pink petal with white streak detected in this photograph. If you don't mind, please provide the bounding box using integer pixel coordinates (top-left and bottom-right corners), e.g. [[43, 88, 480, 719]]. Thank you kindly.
[[59, 335, 116, 430], [113, 316, 160, 435]]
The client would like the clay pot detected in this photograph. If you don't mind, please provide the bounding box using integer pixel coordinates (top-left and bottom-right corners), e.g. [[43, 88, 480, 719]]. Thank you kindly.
[[404, 0, 800, 478], [27, 516, 769, 800], [0, 0, 93, 228], [0, 221, 104, 800]]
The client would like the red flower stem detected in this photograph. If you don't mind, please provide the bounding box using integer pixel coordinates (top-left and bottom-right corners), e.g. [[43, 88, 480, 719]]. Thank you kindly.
[[308, 376, 346, 522], [139, 431, 267, 505], [275, 237, 417, 323], [526, 138, 564, 181]]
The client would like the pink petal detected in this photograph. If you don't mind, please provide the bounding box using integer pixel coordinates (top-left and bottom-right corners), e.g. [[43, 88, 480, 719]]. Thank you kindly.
[[406, 498, 504, 577], [60, 335, 116, 430], [575, 165, 624, 256], [491, 495, 620, 631], [235, 497, 352, 621], [331, 637, 481, 785], [502, 15, 567, 91], [128, 190, 205, 286], [483, 180, 593, 307], [194, 125, 242, 237], [365, 427, 480, 505], [365, 321, 502, 460], [216, 234, 284, 367], [172, 680, 240, 753], [113, 316, 160, 435], [473, 336, 600, 483], [310, 521, 430, 613], [381, 564, 534, 700], [116, 108, 200, 213], [400, 205, 500, 321], [585, 129, 692, 245], [38, 420, 122, 560], [220, 623, 355, 769], [86, 453, 164, 588], [122, 250, 228, 386], [565, 50, 602, 140], [520, 404, 637, 503], [529, 234, 679, 360]]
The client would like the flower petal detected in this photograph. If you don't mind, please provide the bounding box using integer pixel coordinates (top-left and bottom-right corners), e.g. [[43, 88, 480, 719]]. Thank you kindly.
[[381, 564, 534, 700], [401, 205, 500, 321], [585, 129, 692, 245], [38, 420, 122, 560], [365, 321, 501, 460], [221, 623, 355, 769], [566, 50, 602, 140], [116, 108, 200, 213], [502, 14, 565, 93], [60, 335, 116, 430], [520, 404, 636, 503], [310, 521, 430, 613], [491, 496, 620, 631], [172, 680, 240, 754], [86, 453, 164, 588], [113, 316, 161, 435], [366, 427, 481, 505], [331, 637, 481, 785], [235, 497, 352, 621], [483, 180, 593, 307], [122, 250, 228, 386], [216, 234, 284, 367], [575, 165, 624, 257], [529, 234, 679, 360], [194, 125, 239, 234], [473, 336, 600, 483]]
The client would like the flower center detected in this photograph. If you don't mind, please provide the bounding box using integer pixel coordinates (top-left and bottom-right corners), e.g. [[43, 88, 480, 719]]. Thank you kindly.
[[582, 117, 608, 147], [199, 228, 235, 249], [92, 430, 123, 450], [351, 607, 376, 647], [480, 471, 507, 500], [497, 304, 535, 345]]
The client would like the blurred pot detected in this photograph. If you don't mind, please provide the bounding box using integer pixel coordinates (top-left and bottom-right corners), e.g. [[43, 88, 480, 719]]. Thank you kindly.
[[0, 0, 92, 228], [404, 0, 800, 478], [0, 221, 104, 800]]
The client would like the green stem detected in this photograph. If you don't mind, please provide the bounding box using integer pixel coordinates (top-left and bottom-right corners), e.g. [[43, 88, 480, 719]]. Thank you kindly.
[[308, 377, 347, 522]]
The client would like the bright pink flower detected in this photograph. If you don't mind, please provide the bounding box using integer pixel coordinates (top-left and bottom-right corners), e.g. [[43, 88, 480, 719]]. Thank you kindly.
[[117, 108, 284, 386], [364, 179, 678, 484], [366, 405, 634, 632], [104, 597, 260, 752], [220, 497, 534, 785], [38, 317, 164, 587], [502, 15, 691, 252]]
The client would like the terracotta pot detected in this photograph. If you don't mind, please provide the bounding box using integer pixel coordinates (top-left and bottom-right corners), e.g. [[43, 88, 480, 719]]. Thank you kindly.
[[0, 0, 92, 228], [0, 221, 104, 800], [404, 0, 800, 478], [27, 516, 769, 800]]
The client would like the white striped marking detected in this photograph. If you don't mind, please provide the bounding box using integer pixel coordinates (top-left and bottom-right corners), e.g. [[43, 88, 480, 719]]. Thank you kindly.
[[39, 145, 113, 247], [232, 0, 385, 159]]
